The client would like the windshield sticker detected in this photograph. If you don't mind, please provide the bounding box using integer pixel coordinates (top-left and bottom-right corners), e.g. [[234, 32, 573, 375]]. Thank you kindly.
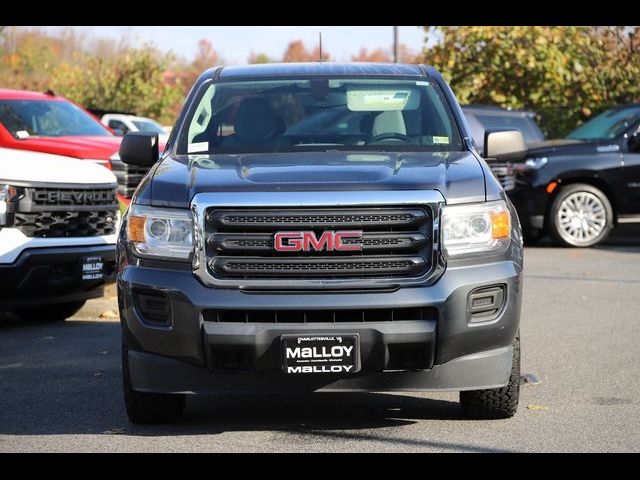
[[416, 81, 430, 86], [16, 130, 30, 139], [432, 136, 450, 144], [188, 142, 209, 153]]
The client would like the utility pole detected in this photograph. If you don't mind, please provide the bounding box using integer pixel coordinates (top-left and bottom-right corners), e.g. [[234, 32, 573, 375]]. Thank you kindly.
[[393, 26, 399, 63]]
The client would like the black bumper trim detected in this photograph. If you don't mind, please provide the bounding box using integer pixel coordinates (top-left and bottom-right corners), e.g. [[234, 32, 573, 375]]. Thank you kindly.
[[202, 320, 437, 373], [128, 345, 514, 394], [0, 245, 116, 308]]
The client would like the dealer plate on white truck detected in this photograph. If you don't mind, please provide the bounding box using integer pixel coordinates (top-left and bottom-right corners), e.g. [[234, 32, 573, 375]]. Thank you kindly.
[[81, 256, 104, 281], [281, 334, 360, 374]]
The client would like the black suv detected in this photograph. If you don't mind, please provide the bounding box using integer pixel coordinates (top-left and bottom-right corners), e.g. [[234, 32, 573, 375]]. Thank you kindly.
[[509, 104, 640, 246], [116, 63, 525, 423]]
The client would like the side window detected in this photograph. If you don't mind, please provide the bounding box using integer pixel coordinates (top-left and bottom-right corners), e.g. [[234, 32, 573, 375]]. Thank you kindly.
[[188, 85, 216, 145], [108, 120, 128, 133]]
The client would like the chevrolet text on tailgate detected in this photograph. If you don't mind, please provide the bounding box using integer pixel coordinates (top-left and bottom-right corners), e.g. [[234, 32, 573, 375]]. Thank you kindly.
[[116, 63, 526, 424]]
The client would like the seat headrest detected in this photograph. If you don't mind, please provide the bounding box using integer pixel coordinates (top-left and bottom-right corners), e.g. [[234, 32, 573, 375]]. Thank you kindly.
[[234, 97, 280, 144], [371, 111, 407, 137]]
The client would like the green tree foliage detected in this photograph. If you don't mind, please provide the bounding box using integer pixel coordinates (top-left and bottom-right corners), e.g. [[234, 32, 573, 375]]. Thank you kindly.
[[50, 47, 184, 124], [0, 28, 185, 125], [423, 26, 640, 137], [248, 52, 275, 64]]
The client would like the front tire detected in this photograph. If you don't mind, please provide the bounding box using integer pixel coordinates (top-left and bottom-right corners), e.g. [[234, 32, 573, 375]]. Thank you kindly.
[[122, 343, 185, 424], [15, 301, 86, 322], [549, 183, 613, 247], [460, 336, 520, 419]]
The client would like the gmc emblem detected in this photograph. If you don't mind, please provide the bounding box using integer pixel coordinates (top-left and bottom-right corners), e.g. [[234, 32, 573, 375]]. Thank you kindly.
[[274, 231, 363, 252]]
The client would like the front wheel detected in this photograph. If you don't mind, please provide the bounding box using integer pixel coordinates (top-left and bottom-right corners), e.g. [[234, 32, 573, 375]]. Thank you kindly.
[[122, 343, 185, 424], [460, 336, 520, 419], [549, 183, 613, 247]]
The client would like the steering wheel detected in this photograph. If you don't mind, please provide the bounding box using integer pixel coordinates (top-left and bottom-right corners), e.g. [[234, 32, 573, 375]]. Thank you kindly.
[[369, 132, 410, 142]]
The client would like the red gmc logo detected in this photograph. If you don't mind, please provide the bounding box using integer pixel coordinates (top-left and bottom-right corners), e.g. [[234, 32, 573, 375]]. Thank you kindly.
[[274, 231, 363, 252]]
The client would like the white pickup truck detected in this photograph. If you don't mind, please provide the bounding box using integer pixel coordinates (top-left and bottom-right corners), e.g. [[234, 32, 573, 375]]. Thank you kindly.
[[0, 147, 119, 321]]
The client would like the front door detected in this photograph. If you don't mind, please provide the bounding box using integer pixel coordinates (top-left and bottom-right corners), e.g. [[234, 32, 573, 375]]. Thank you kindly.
[[619, 123, 640, 219]]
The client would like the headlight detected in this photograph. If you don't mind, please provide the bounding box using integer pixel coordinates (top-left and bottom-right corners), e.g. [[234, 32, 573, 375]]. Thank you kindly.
[[0, 184, 19, 227], [524, 156, 548, 170], [442, 200, 511, 259], [126, 205, 193, 260]]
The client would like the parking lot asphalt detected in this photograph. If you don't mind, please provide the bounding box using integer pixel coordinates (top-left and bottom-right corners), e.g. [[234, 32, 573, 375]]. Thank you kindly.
[[1, 226, 639, 452]]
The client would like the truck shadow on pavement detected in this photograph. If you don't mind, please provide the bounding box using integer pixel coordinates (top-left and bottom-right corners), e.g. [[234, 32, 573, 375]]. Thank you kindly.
[[0, 319, 513, 452]]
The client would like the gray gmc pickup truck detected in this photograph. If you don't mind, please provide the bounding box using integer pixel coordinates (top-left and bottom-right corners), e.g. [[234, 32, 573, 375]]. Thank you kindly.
[[116, 63, 525, 424]]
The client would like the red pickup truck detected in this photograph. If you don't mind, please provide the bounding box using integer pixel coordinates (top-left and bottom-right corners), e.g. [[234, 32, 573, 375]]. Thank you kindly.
[[0, 89, 150, 203]]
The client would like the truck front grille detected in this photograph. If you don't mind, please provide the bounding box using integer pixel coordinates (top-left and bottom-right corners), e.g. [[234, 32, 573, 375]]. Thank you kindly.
[[14, 211, 116, 237], [110, 157, 150, 198], [14, 187, 118, 237], [204, 206, 434, 280], [489, 162, 516, 191]]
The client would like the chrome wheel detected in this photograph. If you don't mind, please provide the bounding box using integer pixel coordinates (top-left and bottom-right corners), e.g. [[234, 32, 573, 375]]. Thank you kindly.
[[556, 191, 607, 245]]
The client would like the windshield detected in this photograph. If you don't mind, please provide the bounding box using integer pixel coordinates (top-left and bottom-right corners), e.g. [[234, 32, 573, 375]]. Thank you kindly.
[[0, 100, 111, 138], [567, 106, 640, 141], [178, 78, 463, 154], [133, 119, 166, 134]]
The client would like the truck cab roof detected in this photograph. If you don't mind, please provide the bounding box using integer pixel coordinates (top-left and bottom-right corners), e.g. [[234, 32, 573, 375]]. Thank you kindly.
[[213, 63, 426, 79]]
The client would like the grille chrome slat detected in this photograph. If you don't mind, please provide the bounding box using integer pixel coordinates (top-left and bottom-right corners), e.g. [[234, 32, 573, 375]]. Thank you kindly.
[[489, 162, 516, 192], [208, 208, 427, 231], [209, 232, 428, 254], [111, 158, 151, 198], [211, 256, 427, 277]]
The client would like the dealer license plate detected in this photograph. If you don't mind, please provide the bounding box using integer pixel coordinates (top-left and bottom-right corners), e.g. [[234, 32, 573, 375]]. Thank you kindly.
[[81, 256, 104, 281], [281, 334, 359, 374]]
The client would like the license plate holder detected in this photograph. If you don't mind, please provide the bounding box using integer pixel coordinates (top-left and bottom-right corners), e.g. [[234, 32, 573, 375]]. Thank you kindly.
[[281, 334, 360, 374], [80, 256, 104, 281]]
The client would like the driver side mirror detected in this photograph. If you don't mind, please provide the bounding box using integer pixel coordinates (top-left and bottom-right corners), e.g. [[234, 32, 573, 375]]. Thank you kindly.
[[484, 129, 526, 161], [119, 132, 159, 167]]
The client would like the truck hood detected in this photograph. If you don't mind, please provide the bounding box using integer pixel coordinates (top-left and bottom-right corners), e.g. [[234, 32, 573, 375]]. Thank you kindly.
[[524, 138, 621, 158], [150, 151, 486, 207], [8, 136, 122, 160], [0, 147, 117, 185]]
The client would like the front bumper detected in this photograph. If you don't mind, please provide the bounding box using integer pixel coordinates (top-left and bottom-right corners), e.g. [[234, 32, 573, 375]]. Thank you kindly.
[[119, 257, 523, 394], [0, 245, 116, 309], [129, 345, 514, 393]]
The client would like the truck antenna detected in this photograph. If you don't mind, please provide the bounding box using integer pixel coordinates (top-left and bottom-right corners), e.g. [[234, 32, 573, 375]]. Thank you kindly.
[[318, 32, 323, 62]]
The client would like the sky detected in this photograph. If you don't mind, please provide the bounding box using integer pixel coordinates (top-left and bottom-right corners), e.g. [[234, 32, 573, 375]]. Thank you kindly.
[[43, 26, 429, 64]]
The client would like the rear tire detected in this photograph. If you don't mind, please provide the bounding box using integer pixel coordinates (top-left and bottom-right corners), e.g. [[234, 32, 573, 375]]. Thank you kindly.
[[15, 301, 86, 322], [549, 183, 613, 247], [122, 343, 185, 424], [460, 336, 520, 419]]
